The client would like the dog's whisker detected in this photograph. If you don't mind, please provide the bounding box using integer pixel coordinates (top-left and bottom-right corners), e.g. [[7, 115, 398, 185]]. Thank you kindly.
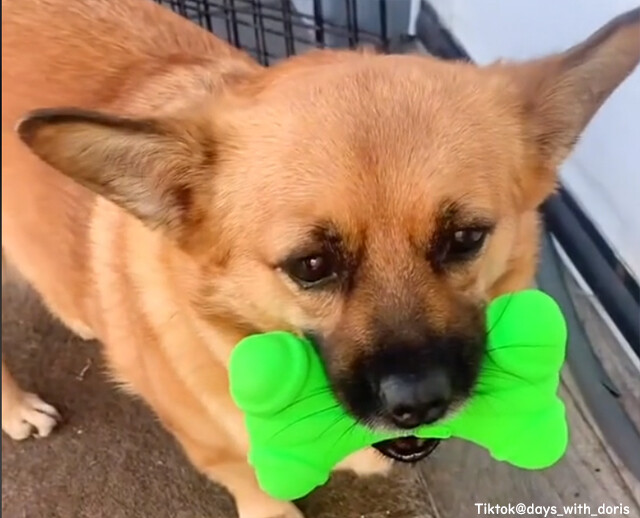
[[313, 411, 352, 444], [326, 419, 361, 458], [278, 386, 338, 414], [266, 403, 344, 443]]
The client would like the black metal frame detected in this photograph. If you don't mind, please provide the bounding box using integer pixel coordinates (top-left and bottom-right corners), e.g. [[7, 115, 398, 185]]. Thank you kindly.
[[156, 0, 390, 65]]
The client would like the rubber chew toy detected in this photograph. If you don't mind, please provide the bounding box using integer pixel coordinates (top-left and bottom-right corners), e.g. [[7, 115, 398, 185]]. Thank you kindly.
[[229, 290, 569, 501]]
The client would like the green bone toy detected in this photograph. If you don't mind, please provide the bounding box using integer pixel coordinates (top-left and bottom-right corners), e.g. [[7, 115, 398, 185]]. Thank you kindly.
[[229, 290, 569, 501]]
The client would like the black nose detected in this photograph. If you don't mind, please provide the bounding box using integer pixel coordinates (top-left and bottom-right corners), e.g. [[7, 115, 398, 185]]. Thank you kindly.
[[378, 370, 452, 429]]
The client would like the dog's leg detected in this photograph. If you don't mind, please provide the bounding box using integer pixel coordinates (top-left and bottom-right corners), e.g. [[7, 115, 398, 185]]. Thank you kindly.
[[2, 254, 60, 440], [206, 461, 304, 518], [1, 360, 60, 440]]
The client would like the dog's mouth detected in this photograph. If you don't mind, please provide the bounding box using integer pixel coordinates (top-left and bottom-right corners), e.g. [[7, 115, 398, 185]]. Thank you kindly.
[[372, 436, 441, 463]]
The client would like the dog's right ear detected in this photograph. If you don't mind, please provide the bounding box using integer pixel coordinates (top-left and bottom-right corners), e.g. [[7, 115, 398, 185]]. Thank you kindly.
[[506, 7, 640, 167], [493, 7, 640, 209], [17, 108, 216, 245]]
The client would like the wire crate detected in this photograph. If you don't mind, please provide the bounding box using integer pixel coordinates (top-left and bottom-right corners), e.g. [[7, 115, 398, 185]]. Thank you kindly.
[[155, 0, 414, 65]]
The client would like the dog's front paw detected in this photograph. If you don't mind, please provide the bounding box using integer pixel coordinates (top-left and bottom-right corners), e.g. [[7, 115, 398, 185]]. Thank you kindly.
[[2, 391, 61, 440]]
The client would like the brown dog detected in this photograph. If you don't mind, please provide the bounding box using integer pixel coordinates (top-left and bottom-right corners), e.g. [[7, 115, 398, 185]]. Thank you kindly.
[[2, 0, 639, 516]]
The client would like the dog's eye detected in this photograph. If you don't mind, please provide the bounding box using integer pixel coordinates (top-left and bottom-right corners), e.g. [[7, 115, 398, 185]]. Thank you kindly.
[[283, 253, 337, 288], [444, 228, 489, 261]]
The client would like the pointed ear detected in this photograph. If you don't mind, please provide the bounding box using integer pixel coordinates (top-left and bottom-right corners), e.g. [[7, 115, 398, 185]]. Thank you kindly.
[[503, 8, 640, 166], [17, 108, 216, 244]]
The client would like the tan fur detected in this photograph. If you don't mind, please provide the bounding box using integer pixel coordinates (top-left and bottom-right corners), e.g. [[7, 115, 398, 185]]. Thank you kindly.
[[2, 1, 639, 516]]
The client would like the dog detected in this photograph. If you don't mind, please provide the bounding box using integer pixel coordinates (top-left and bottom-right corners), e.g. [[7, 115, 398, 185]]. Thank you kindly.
[[3, 0, 639, 516]]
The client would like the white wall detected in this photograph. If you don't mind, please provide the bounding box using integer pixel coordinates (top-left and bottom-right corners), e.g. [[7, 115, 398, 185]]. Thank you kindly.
[[428, 0, 640, 280]]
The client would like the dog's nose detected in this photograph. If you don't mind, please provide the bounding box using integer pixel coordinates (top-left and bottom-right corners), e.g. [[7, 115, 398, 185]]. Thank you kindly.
[[378, 370, 452, 429]]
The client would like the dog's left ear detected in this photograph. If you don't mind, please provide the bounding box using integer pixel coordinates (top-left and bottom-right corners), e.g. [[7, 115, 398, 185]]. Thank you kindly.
[[503, 7, 639, 169], [17, 108, 217, 249]]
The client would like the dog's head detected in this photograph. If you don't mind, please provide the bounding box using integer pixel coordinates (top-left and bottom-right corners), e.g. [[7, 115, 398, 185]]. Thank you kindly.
[[19, 9, 639, 458]]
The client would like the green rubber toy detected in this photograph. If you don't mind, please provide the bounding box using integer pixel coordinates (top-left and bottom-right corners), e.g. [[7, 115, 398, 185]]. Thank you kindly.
[[229, 290, 569, 501]]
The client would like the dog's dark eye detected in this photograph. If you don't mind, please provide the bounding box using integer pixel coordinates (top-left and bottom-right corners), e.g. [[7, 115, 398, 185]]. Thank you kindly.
[[444, 228, 489, 261], [283, 253, 337, 288]]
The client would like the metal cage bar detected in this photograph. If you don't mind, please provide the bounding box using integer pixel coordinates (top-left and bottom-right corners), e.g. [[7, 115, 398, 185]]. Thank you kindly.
[[155, 0, 392, 65]]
